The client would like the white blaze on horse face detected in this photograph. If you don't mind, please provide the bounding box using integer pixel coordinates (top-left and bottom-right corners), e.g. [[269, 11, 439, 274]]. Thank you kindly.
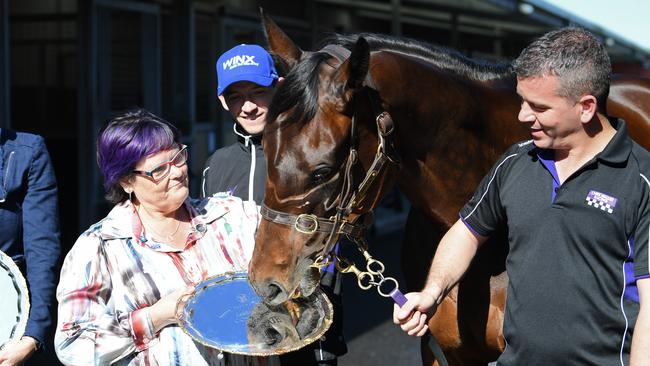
[[270, 167, 341, 206], [272, 125, 344, 206]]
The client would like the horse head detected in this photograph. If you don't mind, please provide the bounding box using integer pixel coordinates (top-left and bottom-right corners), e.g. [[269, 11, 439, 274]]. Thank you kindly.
[[249, 13, 399, 305]]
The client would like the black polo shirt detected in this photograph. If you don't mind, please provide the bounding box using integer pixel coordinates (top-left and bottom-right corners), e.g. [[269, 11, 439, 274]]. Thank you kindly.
[[460, 119, 650, 365]]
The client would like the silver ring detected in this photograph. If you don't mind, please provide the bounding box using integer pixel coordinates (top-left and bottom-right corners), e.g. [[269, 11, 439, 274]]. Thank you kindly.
[[376, 276, 399, 298]]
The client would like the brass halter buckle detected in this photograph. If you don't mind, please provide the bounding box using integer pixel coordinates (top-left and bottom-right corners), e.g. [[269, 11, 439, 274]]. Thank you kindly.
[[295, 214, 319, 234], [311, 254, 333, 269]]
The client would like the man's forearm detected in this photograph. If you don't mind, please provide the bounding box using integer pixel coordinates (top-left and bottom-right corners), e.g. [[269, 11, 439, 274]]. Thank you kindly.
[[631, 312, 650, 365], [423, 219, 485, 301], [631, 278, 650, 365]]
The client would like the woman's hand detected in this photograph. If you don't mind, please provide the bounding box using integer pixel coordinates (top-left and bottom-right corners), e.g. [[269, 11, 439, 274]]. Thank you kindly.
[[149, 286, 194, 333]]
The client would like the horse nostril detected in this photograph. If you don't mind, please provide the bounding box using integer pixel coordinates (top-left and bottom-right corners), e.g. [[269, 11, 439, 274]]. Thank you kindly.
[[264, 327, 282, 346], [265, 281, 288, 306], [268, 282, 281, 297]]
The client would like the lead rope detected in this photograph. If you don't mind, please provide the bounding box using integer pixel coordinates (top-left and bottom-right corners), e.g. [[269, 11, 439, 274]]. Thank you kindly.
[[330, 242, 449, 365], [326, 238, 406, 304]]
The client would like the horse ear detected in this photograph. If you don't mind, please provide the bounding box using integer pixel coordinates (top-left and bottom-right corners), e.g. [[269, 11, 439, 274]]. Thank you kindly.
[[261, 8, 302, 70], [334, 37, 370, 100]]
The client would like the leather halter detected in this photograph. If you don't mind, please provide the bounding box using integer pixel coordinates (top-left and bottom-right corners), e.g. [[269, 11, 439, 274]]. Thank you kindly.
[[260, 44, 400, 261]]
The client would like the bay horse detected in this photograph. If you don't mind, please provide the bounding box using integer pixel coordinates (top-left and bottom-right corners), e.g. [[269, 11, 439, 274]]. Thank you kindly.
[[248, 14, 650, 366]]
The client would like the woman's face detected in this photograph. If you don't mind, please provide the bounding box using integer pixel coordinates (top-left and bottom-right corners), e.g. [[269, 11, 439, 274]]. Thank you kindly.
[[123, 145, 189, 214]]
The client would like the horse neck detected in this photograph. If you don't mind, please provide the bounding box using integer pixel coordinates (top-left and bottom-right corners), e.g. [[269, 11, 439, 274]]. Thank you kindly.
[[368, 52, 523, 224]]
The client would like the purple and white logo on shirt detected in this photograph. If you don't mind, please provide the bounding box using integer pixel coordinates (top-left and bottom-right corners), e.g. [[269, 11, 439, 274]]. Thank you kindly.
[[585, 190, 617, 214]]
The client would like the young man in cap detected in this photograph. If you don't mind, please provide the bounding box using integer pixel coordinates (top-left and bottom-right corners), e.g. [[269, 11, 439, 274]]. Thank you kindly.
[[203, 44, 347, 366], [202, 44, 277, 202]]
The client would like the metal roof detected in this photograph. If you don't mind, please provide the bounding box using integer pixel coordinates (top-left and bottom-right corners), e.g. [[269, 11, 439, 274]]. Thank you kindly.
[[307, 0, 648, 62]]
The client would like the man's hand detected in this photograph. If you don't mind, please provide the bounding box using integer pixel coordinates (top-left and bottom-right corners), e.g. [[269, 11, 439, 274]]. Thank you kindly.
[[393, 288, 441, 337], [0, 337, 38, 366]]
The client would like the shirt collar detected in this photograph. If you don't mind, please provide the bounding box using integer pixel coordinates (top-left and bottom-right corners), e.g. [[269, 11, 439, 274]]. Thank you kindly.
[[595, 118, 632, 164], [97, 198, 230, 251], [234, 123, 263, 146], [529, 117, 631, 164]]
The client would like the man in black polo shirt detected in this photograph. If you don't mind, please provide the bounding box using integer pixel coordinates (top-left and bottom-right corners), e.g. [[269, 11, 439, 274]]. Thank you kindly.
[[393, 28, 650, 364]]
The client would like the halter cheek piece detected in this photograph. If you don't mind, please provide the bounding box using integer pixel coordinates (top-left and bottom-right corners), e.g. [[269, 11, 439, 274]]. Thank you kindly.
[[259, 44, 400, 262]]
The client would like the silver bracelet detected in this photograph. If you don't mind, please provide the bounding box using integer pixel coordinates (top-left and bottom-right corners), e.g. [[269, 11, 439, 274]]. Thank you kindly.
[[144, 308, 156, 340]]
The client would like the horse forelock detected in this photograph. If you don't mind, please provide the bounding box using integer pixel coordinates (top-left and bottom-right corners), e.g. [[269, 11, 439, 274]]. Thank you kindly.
[[322, 33, 513, 82], [268, 52, 332, 129]]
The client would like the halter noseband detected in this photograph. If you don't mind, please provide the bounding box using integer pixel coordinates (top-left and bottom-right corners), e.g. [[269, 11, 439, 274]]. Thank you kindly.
[[260, 44, 400, 263]]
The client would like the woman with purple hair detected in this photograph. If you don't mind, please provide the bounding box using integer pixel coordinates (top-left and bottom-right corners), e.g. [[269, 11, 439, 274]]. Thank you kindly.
[[54, 109, 279, 366]]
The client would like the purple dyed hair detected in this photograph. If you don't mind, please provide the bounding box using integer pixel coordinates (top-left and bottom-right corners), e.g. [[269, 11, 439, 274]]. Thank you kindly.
[[97, 108, 182, 203]]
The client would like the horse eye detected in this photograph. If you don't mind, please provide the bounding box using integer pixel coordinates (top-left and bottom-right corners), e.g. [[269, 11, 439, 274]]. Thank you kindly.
[[310, 167, 333, 185]]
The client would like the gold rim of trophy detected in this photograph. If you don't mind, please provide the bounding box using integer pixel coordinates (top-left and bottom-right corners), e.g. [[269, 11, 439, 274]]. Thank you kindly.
[[177, 271, 334, 356]]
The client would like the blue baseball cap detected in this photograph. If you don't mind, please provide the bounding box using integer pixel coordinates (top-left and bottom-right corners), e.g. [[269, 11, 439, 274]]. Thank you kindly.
[[216, 44, 279, 95]]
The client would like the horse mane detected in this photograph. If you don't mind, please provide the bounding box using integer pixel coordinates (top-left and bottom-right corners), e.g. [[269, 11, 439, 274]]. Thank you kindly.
[[325, 33, 512, 81], [268, 33, 513, 126]]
